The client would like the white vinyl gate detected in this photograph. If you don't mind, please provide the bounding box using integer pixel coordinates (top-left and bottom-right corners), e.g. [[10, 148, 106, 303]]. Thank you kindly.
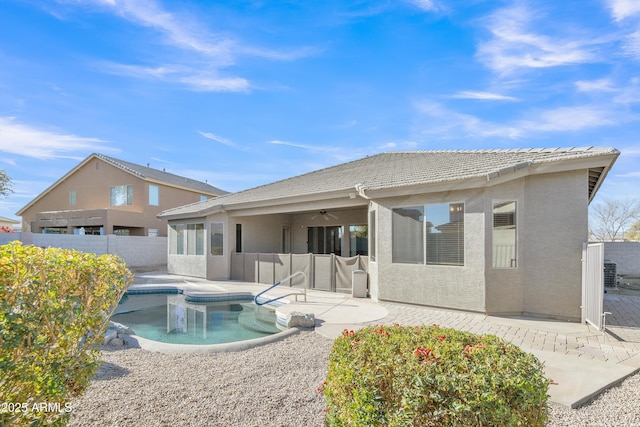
[[581, 242, 605, 330]]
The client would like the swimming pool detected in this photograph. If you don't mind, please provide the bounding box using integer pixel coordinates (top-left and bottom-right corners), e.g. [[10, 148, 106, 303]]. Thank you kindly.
[[112, 292, 281, 346]]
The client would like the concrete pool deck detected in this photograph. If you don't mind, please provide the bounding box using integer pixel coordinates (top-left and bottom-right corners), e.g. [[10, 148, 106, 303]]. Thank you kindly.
[[129, 272, 640, 409]]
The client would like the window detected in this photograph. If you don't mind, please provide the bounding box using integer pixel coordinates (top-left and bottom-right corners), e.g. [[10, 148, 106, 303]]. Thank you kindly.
[[236, 224, 242, 253], [113, 228, 130, 236], [392, 203, 465, 266], [369, 211, 376, 261], [282, 225, 291, 253], [349, 225, 368, 256], [149, 185, 159, 206], [426, 203, 464, 266], [169, 224, 185, 254], [69, 190, 76, 206], [307, 226, 342, 255], [210, 222, 224, 256], [170, 223, 204, 255], [148, 228, 159, 237], [200, 195, 208, 202], [110, 185, 133, 206], [392, 206, 424, 264], [493, 201, 517, 268]]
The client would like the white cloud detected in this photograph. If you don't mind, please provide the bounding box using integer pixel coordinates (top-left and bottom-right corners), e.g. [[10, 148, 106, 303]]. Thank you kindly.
[[575, 78, 617, 92], [269, 140, 314, 150], [616, 171, 640, 177], [78, 0, 235, 63], [415, 101, 626, 140], [407, 0, 442, 12], [0, 117, 112, 159], [477, 4, 598, 75], [622, 30, 640, 59], [55, 0, 314, 92], [416, 101, 523, 139], [606, 0, 640, 21], [100, 63, 250, 92], [198, 131, 238, 148], [450, 91, 518, 101], [517, 106, 620, 132]]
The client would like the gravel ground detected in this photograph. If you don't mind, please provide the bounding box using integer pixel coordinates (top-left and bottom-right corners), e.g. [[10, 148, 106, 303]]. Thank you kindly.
[[68, 331, 332, 427], [69, 331, 640, 427]]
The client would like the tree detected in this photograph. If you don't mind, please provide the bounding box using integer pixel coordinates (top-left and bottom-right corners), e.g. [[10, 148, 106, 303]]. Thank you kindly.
[[626, 220, 640, 241], [589, 198, 640, 241], [0, 169, 12, 198]]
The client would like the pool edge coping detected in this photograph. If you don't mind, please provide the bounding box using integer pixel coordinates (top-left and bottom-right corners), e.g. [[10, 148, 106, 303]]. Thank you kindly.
[[121, 327, 303, 354]]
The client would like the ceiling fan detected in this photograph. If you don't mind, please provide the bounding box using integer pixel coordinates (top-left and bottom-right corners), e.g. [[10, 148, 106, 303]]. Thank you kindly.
[[310, 210, 338, 221]]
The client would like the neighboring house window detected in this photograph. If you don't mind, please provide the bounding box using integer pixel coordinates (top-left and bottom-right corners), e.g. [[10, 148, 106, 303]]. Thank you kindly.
[[349, 225, 368, 256], [149, 184, 159, 206], [392, 202, 465, 266], [148, 228, 159, 237], [69, 190, 76, 206], [493, 201, 517, 268], [210, 222, 224, 256], [236, 224, 242, 253], [200, 195, 208, 202], [110, 185, 133, 206], [114, 228, 130, 236], [170, 223, 204, 255], [369, 211, 376, 262]]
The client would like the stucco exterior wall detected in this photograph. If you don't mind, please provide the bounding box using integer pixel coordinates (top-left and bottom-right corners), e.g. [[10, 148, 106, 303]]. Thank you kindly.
[[233, 214, 294, 254], [167, 254, 206, 277], [521, 170, 588, 320], [374, 189, 486, 312]]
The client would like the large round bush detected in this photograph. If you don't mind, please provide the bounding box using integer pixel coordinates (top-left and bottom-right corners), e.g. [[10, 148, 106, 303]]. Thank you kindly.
[[323, 324, 549, 426]]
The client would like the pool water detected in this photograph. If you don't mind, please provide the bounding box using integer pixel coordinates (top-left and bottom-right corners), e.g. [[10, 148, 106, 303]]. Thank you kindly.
[[111, 294, 280, 345]]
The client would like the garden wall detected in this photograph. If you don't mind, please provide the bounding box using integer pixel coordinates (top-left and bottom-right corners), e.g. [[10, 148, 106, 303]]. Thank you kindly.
[[603, 241, 640, 277], [0, 232, 166, 270]]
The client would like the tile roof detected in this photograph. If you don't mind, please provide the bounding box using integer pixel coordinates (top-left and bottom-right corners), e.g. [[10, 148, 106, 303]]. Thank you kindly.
[[159, 147, 618, 218], [95, 154, 227, 195]]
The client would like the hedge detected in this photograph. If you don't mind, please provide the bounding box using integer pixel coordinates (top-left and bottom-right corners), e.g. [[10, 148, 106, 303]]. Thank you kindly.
[[323, 324, 549, 426], [0, 242, 133, 426]]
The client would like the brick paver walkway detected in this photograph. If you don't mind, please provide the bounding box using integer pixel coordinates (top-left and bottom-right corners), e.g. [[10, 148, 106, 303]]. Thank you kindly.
[[368, 293, 640, 366]]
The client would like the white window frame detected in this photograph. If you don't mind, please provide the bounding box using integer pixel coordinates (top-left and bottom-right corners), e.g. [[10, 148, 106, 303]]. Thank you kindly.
[[110, 184, 133, 206], [492, 200, 518, 269]]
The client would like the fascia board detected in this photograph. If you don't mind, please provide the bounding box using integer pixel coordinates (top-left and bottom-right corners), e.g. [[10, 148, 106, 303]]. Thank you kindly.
[[144, 178, 221, 196], [228, 197, 368, 217]]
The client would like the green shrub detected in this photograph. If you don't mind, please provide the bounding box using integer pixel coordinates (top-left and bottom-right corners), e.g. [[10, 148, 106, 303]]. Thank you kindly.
[[0, 242, 133, 426], [323, 324, 549, 426]]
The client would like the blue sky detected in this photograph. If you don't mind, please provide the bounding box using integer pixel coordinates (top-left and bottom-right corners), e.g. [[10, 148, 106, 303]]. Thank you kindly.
[[1, 0, 639, 222]]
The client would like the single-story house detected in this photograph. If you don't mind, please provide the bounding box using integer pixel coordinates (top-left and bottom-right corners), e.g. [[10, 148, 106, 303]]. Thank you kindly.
[[158, 147, 619, 321]]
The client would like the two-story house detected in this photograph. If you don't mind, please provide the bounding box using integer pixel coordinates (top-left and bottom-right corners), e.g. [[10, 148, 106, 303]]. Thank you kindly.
[[17, 153, 227, 237]]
